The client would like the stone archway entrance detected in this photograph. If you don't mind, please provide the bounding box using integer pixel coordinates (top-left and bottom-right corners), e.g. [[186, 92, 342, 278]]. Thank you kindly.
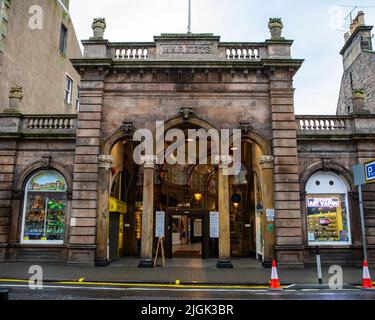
[[97, 116, 275, 268]]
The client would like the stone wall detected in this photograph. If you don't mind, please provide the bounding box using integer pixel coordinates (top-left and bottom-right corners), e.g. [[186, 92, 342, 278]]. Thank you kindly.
[[0, 0, 82, 114], [337, 51, 375, 115], [297, 134, 375, 264]]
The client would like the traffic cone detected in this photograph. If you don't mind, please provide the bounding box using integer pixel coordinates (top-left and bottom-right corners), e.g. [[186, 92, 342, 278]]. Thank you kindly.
[[362, 260, 373, 289], [269, 259, 282, 290]]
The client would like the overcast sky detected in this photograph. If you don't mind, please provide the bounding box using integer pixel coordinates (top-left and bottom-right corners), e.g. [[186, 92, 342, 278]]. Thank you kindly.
[[69, 0, 375, 115]]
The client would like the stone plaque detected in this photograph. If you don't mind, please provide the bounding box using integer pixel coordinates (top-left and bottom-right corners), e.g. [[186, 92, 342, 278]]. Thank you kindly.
[[160, 44, 213, 55]]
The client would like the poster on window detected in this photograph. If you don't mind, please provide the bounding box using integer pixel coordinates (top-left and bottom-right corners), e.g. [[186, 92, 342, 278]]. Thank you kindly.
[[306, 194, 350, 244], [22, 171, 67, 244]]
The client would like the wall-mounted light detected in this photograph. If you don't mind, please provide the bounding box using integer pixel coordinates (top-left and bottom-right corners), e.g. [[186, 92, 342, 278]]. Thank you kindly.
[[233, 202, 239, 209]]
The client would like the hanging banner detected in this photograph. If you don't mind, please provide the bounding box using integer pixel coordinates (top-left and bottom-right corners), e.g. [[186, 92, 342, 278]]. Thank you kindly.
[[155, 211, 165, 238], [210, 211, 219, 238]]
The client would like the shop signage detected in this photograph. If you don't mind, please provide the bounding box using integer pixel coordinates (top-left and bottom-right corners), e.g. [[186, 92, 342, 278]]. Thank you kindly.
[[155, 211, 165, 238], [365, 160, 375, 183], [210, 211, 219, 238], [307, 198, 340, 208]]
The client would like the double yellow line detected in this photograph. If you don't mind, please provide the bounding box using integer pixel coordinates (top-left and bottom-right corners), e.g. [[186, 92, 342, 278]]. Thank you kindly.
[[0, 278, 270, 290]]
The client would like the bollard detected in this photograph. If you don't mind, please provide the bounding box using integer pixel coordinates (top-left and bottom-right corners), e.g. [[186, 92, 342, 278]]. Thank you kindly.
[[0, 289, 9, 301], [316, 246, 323, 284]]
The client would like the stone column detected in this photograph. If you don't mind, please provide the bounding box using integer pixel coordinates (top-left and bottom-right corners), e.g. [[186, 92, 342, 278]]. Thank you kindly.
[[139, 155, 156, 268], [95, 155, 113, 266], [217, 156, 233, 268], [259, 155, 276, 266]]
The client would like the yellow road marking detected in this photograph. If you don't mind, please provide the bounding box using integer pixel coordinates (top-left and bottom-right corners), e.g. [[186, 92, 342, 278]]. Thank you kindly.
[[0, 279, 270, 290]]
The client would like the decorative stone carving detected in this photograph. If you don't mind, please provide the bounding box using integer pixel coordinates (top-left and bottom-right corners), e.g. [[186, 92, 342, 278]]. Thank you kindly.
[[268, 18, 284, 39], [98, 155, 113, 170], [240, 122, 253, 135], [120, 121, 136, 136], [259, 155, 274, 170], [92, 18, 106, 39], [8, 86, 23, 111], [143, 155, 157, 169], [216, 155, 234, 168], [180, 108, 194, 121], [351, 89, 369, 114], [41, 156, 52, 169]]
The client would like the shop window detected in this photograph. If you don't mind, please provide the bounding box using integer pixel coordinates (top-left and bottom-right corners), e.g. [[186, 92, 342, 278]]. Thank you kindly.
[[20, 171, 67, 244], [305, 171, 351, 246]]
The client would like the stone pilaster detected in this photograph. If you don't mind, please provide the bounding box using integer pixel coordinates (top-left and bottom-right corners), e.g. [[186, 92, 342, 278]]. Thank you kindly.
[[0, 147, 16, 261], [217, 155, 233, 268], [95, 155, 113, 266], [68, 74, 104, 266], [270, 70, 304, 266], [259, 155, 276, 265], [139, 155, 157, 268]]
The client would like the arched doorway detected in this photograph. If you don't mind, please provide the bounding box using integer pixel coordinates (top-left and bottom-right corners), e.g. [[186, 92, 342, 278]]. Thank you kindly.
[[100, 116, 273, 266]]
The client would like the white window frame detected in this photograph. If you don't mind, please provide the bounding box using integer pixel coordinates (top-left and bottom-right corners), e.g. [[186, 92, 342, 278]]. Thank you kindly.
[[75, 85, 80, 111], [64, 75, 73, 105], [20, 171, 67, 245], [305, 171, 352, 246]]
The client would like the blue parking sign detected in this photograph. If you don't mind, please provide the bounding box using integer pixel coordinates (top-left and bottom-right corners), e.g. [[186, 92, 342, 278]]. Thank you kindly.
[[365, 161, 375, 183]]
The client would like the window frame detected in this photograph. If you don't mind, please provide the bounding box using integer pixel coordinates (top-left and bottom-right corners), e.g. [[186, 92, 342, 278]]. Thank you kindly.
[[64, 75, 73, 105], [59, 23, 68, 55], [305, 171, 352, 247], [20, 170, 67, 245], [75, 85, 80, 111]]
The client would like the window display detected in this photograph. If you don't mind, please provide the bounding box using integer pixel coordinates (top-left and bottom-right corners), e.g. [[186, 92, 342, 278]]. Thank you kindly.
[[306, 195, 350, 244], [305, 171, 352, 246], [21, 171, 67, 244]]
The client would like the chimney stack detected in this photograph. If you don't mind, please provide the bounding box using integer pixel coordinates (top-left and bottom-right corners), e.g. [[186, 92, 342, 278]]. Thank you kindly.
[[357, 11, 365, 26]]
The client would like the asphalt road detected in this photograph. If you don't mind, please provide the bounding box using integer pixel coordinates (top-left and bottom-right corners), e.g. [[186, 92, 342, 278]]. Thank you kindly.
[[2, 282, 375, 300]]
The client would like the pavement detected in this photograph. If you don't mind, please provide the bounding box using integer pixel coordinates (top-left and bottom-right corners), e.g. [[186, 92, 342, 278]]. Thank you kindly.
[[0, 258, 374, 286]]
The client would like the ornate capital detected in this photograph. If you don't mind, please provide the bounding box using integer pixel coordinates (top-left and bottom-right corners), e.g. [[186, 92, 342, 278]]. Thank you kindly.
[[143, 155, 157, 169], [98, 155, 114, 170], [216, 155, 233, 169], [259, 155, 274, 170]]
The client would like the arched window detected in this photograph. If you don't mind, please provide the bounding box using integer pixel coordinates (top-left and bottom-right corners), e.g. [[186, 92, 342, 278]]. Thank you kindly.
[[305, 171, 352, 246], [20, 171, 67, 244]]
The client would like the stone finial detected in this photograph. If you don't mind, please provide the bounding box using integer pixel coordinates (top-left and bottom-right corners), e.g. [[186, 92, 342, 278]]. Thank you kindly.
[[351, 89, 369, 114], [92, 18, 107, 39], [8, 86, 23, 111], [268, 18, 284, 39]]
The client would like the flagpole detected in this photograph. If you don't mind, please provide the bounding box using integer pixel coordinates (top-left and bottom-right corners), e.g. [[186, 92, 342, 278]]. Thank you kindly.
[[187, 0, 192, 34]]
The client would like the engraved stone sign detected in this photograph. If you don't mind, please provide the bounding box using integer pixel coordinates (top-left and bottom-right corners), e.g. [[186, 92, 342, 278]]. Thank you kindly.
[[160, 44, 213, 55]]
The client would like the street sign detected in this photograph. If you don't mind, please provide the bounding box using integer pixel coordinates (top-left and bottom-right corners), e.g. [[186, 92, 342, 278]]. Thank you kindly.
[[365, 160, 375, 183], [155, 211, 165, 238], [210, 212, 219, 238]]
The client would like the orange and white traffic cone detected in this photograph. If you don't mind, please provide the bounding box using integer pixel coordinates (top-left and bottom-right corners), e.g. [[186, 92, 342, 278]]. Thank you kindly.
[[362, 260, 373, 289], [269, 259, 282, 290]]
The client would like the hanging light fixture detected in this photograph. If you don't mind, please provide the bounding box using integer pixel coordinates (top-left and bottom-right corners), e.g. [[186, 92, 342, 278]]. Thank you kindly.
[[194, 192, 203, 202], [233, 202, 239, 209], [194, 165, 203, 202]]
